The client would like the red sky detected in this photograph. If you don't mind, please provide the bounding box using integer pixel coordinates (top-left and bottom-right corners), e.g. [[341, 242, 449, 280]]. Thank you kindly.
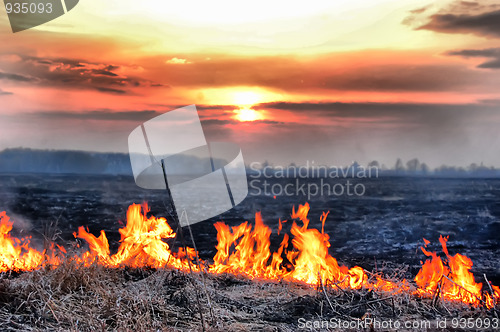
[[1, 0, 500, 168]]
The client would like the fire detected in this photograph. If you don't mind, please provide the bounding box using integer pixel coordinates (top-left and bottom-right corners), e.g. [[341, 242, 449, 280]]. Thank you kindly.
[[414, 235, 500, 307], [73, 203, 195, 271], [209, 204, 407, 293], [0, 204, 499, 309], [0, 211, 62, 272]]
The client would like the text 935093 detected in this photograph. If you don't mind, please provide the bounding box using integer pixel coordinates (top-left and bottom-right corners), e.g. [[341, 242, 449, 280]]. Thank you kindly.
[[5, 1, 53, 14]]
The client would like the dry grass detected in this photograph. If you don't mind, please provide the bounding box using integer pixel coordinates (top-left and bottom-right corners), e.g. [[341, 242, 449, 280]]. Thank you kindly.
[[0, 261, 498, 332]]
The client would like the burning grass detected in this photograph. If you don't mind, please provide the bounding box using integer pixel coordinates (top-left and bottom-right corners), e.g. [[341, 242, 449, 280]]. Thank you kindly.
[[1, 203, 500, 331]]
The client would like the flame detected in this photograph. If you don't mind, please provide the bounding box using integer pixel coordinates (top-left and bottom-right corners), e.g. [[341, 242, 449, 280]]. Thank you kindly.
[[209, 203, 372, 288], [0, 211, 62, 272], [73, 204, 195, 270], [414, 235, 500, 307], [0, 204, 499, 309]]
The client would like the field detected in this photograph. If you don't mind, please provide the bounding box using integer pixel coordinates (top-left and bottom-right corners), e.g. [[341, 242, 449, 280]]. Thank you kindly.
[[0, 174, 499, 330]]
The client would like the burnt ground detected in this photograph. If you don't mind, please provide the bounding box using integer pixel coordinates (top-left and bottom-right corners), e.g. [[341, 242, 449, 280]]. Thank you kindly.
[[0, 264, 499, 331]]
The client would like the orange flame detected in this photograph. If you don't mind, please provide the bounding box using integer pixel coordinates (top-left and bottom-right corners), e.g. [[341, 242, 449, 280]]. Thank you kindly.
[[0, 204, 498, 309], [0, 211, 62, 272], [414, 235, 500, 307], [73, 204, 195, 270]]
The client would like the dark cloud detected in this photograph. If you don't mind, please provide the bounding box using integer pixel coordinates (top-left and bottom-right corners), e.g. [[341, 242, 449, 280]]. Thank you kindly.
[[457, 1, 481, 8], [92, 69, 119, 77], [255, 101, 498, 126], [417, 7, 500, 38], [476, 58, 500, 68], [20, 100, 499, 126], [29, 110, 161, 122], [196, 104, 237, 111], [322, 64, 477, 91], [201, 118, 285, 126], [95, 87, 127, 94], [410, 6, 430, 14], [256, 101, 485, 113], [0, 88, 13, 95], [200, 119, 238, 126], [20, 105, 243, 123], [16, 105, 287, 128], [447, 48, 500, 69], [479, 98, 500, 104], [0, 55, 164, 94], [448, 48, 500, 57], [0, 71, 36, 82]]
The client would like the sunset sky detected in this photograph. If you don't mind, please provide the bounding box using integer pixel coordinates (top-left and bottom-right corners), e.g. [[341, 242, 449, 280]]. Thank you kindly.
[[1, 0, 500, 168]]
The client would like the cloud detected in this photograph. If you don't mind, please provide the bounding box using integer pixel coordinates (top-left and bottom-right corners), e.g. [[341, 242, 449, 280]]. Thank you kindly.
[[200, 118, 284, 126], [479, 98, 500, 105], [28, 110, 161, 122], [14, 105, 286, 132], [200, 119, 237, 125], [410, 6, 430, 14], [0, 71, 36, 82], [447, 48, 500, 69], [256, 101, 477, 112], [415, 2, 500, 38], [166, 57, 191, 64], [0, 88, 13, 95], [2, 49, 492, 95], [196, 104, 236, 111], [321, 64, 477, 91], [19, 105, 243, 123], [0, 54, 164, 94], [95, 87, 128, 94], [254, 101, 499, 127]]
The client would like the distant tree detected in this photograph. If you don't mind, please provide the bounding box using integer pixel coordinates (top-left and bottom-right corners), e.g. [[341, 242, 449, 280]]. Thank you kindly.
[[406, 158, 420, 173], [420, 163, 430, 174], [469, 163, 478, 172], [395, 158, 405, 172]]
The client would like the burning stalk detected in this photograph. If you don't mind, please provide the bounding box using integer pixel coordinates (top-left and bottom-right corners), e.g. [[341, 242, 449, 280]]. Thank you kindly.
[[484, 274, 499, 318]]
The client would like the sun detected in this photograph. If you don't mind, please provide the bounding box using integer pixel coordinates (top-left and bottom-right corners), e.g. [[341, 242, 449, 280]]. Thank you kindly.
[[231, 91, 264, 122], [234, 108, 262, 122]]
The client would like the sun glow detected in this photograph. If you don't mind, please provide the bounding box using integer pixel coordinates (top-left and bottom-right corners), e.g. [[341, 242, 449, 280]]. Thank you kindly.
[[231, 91, 265, 122], [234, 108, 262, 122]]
